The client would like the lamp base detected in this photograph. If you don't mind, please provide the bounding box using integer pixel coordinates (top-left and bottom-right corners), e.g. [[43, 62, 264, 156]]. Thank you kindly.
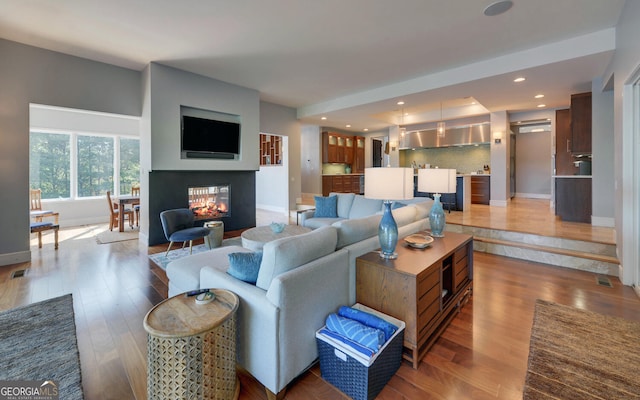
[[429, 194, 446, 237], [378, 201, 399, 259], [379, 251, 398, 260]]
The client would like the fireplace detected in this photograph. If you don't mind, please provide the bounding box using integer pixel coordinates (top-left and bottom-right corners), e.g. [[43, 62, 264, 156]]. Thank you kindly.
[[148, 170, 256, 246], [188, 185, 230, 220]]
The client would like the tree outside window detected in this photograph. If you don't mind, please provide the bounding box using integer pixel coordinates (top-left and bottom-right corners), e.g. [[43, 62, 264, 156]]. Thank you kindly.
[[29, 132, 71, 199], [77, 135, 114, 197], [120, 138, 140, 195]]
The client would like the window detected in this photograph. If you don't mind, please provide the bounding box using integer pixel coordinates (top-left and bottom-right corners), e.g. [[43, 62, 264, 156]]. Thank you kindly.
[[29, 131, 139, 199]]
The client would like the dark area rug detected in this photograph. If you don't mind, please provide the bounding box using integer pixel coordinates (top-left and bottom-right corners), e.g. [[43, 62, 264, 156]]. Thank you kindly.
[[523, 299, 640, 400], [0, 294, 84, 399]]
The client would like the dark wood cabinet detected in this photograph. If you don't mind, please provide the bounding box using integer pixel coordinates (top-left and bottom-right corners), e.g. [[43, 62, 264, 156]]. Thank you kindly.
[[322, 174, 363, 196], [555, 177, 591, 222], [570, 92, 592, 154], [356, 232, 473, 369], [354, 136, 365, 173], [471, 176, 490, 205], [555, 109, 575, 175]]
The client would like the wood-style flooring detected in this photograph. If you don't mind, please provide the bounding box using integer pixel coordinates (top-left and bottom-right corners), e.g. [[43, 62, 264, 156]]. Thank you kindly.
[[1, 201, 637, 400]]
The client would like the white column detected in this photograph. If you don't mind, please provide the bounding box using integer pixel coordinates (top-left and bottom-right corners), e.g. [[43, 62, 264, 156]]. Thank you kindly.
[[490, 111, 510, 207]]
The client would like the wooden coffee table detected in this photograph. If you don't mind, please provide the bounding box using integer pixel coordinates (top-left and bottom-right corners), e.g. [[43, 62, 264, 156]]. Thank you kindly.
[[241, 225, 311, 250], [144, 289, 240, 400]]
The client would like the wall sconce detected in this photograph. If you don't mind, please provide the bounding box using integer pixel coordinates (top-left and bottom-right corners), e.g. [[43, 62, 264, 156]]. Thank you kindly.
[[390, 141, 397, 152], [493, 131, 503, 144]]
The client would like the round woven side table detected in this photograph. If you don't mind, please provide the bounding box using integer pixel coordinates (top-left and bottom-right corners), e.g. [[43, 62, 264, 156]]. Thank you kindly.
[[143, 289, 240, 400]]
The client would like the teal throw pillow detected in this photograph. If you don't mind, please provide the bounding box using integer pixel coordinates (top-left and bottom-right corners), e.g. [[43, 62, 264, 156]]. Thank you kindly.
[[227, 252, 262, 284], [314, 195, 338, 218]]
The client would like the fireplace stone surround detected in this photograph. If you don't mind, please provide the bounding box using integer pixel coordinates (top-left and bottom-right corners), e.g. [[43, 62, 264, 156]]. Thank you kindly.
[[148, 170, 256, 245]]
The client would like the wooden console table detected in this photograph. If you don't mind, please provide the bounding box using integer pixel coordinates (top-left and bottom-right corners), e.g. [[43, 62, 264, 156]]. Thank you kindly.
[[356, 231, 473, 369]]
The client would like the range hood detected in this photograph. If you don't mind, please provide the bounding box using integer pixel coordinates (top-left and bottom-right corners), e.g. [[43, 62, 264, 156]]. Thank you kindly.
[[400, 122, 491, 149]]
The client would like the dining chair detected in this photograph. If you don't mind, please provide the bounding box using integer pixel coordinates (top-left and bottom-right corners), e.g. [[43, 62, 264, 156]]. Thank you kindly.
[[106, 191, 134, 231], [131, 185, 141, 226], [29, 188, 59, 224]]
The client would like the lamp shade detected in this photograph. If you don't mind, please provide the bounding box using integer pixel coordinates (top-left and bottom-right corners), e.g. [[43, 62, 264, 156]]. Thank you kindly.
[[364, 167, 414, 201], [417, 169, 456, 194]]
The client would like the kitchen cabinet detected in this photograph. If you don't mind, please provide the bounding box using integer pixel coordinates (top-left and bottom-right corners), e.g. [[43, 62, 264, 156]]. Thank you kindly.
[[471, 176, 490, 205], [555, 109, 575, 175], [322, 132, 364, 167], [354, 136, 365, 173], [555, 177, 591, 222], [322, 174, 363, 196], [570, 92, 592, 154]]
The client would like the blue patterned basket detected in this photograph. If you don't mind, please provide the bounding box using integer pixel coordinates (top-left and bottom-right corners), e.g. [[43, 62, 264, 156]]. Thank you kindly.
[[316, 304, 405, 400]]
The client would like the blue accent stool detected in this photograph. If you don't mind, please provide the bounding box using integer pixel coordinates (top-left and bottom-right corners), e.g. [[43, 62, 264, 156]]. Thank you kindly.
[[429, 194, 446, 237], [160, 208, 211, 256], [378, 201, 399, 259]]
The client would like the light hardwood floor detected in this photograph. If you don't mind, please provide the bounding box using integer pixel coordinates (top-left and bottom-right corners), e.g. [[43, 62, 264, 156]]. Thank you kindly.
[[1, 201, 638, 400]]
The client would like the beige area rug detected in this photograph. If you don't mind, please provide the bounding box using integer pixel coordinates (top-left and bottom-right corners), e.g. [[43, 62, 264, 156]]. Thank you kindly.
[[95, 228, 139, 244], [523, 299, 640, 400]]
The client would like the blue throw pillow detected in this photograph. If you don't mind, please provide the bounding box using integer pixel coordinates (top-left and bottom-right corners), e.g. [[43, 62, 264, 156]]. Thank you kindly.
[[314, 195, 338, 218], [227, 252, 262, 284]]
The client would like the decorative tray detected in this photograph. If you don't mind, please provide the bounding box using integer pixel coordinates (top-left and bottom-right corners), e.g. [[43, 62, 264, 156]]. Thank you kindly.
[[404, 234, 434, 249]]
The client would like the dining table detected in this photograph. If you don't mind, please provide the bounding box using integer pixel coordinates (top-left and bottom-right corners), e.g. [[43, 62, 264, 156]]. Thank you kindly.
[[115, 195, 140, 232]]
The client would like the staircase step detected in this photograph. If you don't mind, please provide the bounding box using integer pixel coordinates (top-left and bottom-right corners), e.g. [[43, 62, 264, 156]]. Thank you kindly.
[[447, 223, 619, 276]]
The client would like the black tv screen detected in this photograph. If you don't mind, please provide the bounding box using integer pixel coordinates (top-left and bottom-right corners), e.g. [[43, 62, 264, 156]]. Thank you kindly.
[[181, 115, 240, 155]]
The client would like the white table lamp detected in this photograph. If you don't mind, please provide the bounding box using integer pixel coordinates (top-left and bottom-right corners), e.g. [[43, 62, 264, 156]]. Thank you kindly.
[[364, 167, 414, 259], [418, 169, 456, 237]]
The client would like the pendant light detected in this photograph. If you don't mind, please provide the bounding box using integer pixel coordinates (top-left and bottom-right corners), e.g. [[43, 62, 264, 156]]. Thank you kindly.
[[437, 102, 446, 138]]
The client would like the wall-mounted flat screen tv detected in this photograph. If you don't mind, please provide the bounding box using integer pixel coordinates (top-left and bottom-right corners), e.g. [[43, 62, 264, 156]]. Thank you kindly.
[[181, 115, 240, 157]]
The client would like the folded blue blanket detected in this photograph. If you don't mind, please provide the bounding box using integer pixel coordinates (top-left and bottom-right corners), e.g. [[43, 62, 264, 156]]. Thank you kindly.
[[338, 306, 397, 341], [319, 328, 375, 358], [325, 314, 385, 352]]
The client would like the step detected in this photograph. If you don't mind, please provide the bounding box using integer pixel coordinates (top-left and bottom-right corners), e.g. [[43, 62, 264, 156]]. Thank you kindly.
[[446, 224, 619, 277]]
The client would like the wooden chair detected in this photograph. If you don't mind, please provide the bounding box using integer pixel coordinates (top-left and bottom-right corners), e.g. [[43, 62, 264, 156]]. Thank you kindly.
[[106, 191, 134, 231], [29, 188, 59, 224], [131, 185, 141, 226], [30, 222, 59, 249]]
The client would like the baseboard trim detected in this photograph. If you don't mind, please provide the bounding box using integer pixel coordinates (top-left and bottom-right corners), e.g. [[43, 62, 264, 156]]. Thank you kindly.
[[515, 193, 551, 199], [490, 200, 508, 207], [256, 204, 287, 215], [0, 250, 31, 267], [591, 216, 615, 228]]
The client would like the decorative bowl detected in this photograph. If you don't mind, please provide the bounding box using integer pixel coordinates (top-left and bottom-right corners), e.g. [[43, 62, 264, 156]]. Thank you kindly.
[[404, 234, 434, 249], [270, 222, 286, 233]]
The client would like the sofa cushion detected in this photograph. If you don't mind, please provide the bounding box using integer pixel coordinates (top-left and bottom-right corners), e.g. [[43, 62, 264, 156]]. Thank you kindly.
[[411, 199, 435, 220], [227, 251, 263, 284], [304, 217, 345, 229], [348, 196, 383, 219], [331, 192, 356, 218], [166, 245, 251, 292], [332, 215, 381, 249], [391, 204, 418, 227], [314, 195, 338, 218], [256, 226, 338, 290]]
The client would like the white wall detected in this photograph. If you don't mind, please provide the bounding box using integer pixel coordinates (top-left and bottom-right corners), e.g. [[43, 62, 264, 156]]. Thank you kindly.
[[609, 0, 640, 286], [300, 125, 322, 196], [256, 136, 288, 213], [490, 111, 510, 206]]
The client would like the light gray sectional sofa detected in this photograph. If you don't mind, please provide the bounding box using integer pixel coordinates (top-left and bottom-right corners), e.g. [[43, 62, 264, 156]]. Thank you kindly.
[[164, 193, 433, 399]]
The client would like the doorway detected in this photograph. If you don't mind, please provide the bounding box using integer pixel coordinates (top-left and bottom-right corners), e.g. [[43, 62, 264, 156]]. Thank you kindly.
[[372, 138, 383, 167]]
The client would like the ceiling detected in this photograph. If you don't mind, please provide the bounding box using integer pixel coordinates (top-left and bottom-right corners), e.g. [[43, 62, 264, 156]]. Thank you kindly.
[[0, 0, 626, 132]]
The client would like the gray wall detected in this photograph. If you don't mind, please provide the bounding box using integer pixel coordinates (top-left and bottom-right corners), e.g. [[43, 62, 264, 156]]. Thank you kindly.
[[0, 39, 141, 266], [591, 77, 614, 225], [515, 130, 552, 197], [259, 101, 301, 209]]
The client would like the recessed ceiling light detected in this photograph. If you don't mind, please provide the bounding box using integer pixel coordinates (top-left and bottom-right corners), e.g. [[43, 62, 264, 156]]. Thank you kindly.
[[537, 104, 546, 108], [321, 116, 327, 120], [363, 128, 369, 131], [535, 94, 545, 99], [514, 77, 526, 83], [484, 1, 513, 17], [471, 101, 477, 105], [397, 101, 405, 105], [346, 124, 351, 128]]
